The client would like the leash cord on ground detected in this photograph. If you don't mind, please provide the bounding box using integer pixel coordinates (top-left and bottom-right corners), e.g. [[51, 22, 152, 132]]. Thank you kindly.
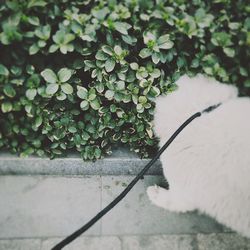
[[52, 104, 220, 250]]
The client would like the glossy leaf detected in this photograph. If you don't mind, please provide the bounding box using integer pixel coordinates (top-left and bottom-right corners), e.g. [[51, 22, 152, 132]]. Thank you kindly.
[[58, 68, 72, 82], [61, 83, 73, 94], [46, 83, 59, 95], [41, 69, 57, 84]]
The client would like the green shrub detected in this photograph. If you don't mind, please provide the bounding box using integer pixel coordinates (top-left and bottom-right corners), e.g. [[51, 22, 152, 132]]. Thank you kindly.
[[0, 0, 249, 160]]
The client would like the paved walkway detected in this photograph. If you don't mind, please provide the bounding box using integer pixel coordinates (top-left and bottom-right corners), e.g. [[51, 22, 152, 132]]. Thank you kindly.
[[0, 175, 250, 249]]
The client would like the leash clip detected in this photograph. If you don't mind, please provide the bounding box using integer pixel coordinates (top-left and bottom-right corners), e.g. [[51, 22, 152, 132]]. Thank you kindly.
[[202, 103, 221, 114]]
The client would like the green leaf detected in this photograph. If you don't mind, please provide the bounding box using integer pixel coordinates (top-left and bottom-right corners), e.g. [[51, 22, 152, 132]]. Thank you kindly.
[[143, 31, 156, 44], [38, 40, 46, 48], [58, 68, 72, 82], [80, 100, 89, 110], [102, 45, 113, 56], [152, 52, 160, 64], [61, 83, 73, 94], [67, 44, 74, 52], [96, 82, 105, 93], [223, 47, 235, 57], [42, 25, 51, 39], [114, 45, 122, 56], [5, 1, 19, 11], [229, 22, 240, 30], [94, 148, 102, 158], [3, 84, 16, 98], [41, 69, 57, 84], [158, 40, 174, 50], [114, 22, 131, 35], [82, 131, 90, 140], [0, 64, 9, 76], [139, 48, 151, 58], [56, 92, 67, 101], [46, 83, 59, 95], [92, 7, 109, 20], [29, 44, 40, 55], [116, 81, 125, 90], [146, 128, 153, 138], [158, 34, 170, 43], [35, 116, 43, 128], [90, 99, 100, 110], [203, 67, 213, 75], [150, 68, 161, 78], [52, 30, 65, 44], [64, 34, 75, 44], [11, 66, 22, 76], [240, 67, 248, 77], [136, 103, 144, 113], [195, 8, 214, 28], [105, 58, 116, 72], [244, 80, 250, 87], [72, 59, 85, 70], [150, 86, 160, 97], [84, 60, 96, 69], [35, 26, 49, 40], [60, 44, 68, 54], [122, 35, 137, 45], [1, 102, 12, 113], [27, 0, 47, 8], [191, 58, 199, 68], [88, 91, 96, 101], [26, 89, 37, 100], [77, 86, 88, 99], [25, 104, 32, 113], [68, 126, 77, 133], [105, 90, 115, 100], [95, 50, 109, 61], [114, 93, 123, 102], [28, 16, 40, 26], [26, 65, 35, 74], [49, 44, 59, 53], [211, 32, 232, 47], [130, 62, 139, 70], [139, 96, 147, 104]]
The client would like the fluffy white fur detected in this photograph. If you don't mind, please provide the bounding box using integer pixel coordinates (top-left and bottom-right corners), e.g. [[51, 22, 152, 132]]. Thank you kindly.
[[147, 74, 250, 238]]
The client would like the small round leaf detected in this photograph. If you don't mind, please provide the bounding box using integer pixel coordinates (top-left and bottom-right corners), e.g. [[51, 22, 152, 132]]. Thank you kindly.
[[105, 90, 115, 100], [46, 83, 59, 95], [90, 99, 100, 110], [4, 84, 16, 98], [0, 64, 9, 76], [80, 100, 89, 110], [26, 89, 37, 100], [29, 44, 40, 55], [56, 92, 67, 101], [41, 69, 57, 84], [61, 83, 73, 94], [105, 58, 116, 72], [139, 48, 151, 58], [58, 68, 72, 82], [77, 86, 88, 99], [1, 102, 12, 113]]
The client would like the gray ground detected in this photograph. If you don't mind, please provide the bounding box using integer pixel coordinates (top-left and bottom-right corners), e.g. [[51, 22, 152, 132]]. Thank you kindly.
[[0, 149, 250, 249]]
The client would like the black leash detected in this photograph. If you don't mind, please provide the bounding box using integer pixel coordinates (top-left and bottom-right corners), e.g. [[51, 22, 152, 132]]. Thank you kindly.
[[52, 104, 220, 250]]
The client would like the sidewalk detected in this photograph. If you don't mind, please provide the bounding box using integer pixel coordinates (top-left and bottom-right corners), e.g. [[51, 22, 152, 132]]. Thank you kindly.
[[1, 175, 250, 250], [0, 148, 250, 250]]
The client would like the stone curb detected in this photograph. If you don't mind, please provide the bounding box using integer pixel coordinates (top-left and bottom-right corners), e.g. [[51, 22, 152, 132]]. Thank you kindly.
[[0, 148, 162, 176]]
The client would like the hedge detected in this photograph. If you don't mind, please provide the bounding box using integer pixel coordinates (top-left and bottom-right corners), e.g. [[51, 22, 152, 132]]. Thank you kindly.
[[0, 0, 249, 160]]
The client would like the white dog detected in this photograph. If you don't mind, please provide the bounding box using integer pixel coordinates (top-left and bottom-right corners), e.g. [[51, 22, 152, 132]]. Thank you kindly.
[[147, 74, 250, 237]]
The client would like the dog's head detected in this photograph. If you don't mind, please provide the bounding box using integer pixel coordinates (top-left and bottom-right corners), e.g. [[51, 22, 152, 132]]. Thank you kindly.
[[154, 74, 238, 142]]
